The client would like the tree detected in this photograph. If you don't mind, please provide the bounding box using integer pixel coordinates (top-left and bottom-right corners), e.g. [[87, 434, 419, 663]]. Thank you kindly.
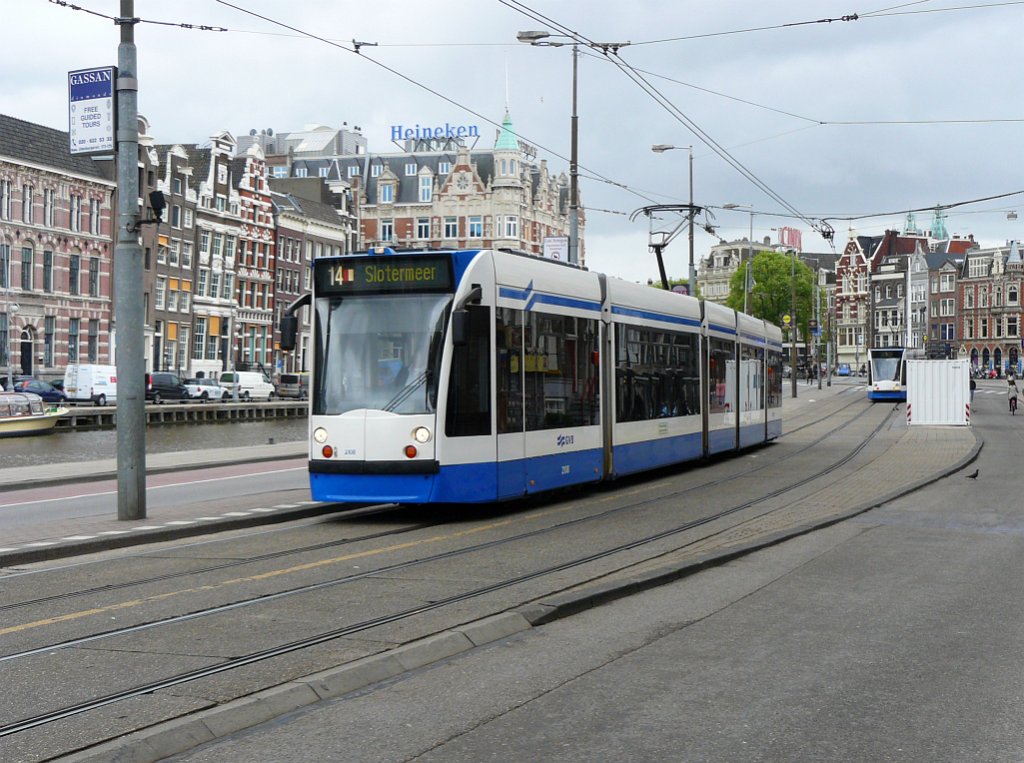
[[725, 250, 819, 336]]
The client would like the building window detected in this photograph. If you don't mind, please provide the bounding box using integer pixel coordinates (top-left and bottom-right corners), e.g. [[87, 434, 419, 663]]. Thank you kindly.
[[1009, 316, 1019, 337], [273, 166, 287, 178], [295, 167, 308, 178], [419, 175, 433, 203], [405, 163, 417, 176], [1009, 286, 1019, 306], [444, 217, 458, 239], [171, 204, 181, 228], [347, 165, 360, 178], [44, 315, 54, 366], [940, 298, 954, 317], [371, 164, 382, 178], [197, 268, 208, 297], [380, 219, 394, 242], [210, 272, 221, 301], [416, 217, 430, 239], [43, 250, 53, 293], [69, 193, 81, 231], [379, 183, 394, 204], [940, 273, 955, 292], [88, 319, 99, 362], [22, 185, 34, 224], [89, 198, 101, 235], [0, 180, 11, 220], [69, 254, 80, 295], [20, 246, 32, 291], [193, 317, 206, 358], [155, 276, 166, 310], [169, 241, 180, 266], [469, 216, 483, 238], [89, 257, 99, 297], [319, 167, 329, 178], [44, 189, 55, 226], [503, 215, 519, 238], [182, 241, 193, 268], [439, 161, 451, 175], [211, 234, 223, 259], [68, 318, 80, 363]]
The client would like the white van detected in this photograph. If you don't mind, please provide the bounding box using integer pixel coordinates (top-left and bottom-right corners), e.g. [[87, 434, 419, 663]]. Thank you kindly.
[[218, 371, 276, 401], [64, 364, 118, 406]]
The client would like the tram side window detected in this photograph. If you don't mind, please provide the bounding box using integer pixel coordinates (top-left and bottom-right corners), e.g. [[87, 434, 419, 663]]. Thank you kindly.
[[708, 338, 734, 414], [523, 312, 599, 430], [766, 349, 783, 409], [445, 305, 491, 437], [740, 344, 764, 411], [615, 324, 700, 422], [496, 307, 523, 433]]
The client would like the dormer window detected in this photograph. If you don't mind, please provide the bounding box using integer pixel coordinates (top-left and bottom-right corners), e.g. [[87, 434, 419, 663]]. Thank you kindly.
[[405, 163, 417, 176], [371, 164, 382, 178], [419, 175, 433, 203], [439, 161, 451, 175], [347, 166, 360, 178], [379, 183, 394, 204]]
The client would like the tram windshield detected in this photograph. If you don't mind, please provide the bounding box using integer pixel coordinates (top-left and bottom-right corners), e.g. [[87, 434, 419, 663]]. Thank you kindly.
[[313, 293, 451, 415], [871, 350, 903, 382]]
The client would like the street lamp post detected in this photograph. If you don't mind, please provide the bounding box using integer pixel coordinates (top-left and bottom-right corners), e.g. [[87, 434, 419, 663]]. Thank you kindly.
[[519, 31, 630, 266], [723, 203, 754, 313], [651, 144, 695, 292], [518, 31, 580, 265]]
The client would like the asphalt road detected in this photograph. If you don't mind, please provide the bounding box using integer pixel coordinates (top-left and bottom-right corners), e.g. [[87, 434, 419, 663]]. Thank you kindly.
[[166, 392, 1021, 763]]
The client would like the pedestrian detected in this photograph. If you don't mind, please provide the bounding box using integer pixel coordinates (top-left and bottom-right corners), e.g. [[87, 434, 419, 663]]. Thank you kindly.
[[1009, 376, 1018, 415], [969, 377, 976, 403]]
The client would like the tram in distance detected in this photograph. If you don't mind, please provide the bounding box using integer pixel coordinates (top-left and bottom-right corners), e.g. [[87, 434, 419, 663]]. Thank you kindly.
[[866, 346, 923, 402], [279, 248, 784, 504]]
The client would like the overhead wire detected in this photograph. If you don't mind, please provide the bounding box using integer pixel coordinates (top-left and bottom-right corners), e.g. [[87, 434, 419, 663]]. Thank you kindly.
[[499, 0, 834, 242]]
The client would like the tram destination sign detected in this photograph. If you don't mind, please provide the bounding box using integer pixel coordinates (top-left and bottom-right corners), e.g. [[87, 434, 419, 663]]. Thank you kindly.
[[68, 66, 116, 155], [316, 255, 453, 294]]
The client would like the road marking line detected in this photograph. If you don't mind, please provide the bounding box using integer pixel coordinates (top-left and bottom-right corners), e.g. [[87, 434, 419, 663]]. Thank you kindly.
[[62, 535, 98, 540], [165, 520, 198, 526], [222, 511, 252, 517]]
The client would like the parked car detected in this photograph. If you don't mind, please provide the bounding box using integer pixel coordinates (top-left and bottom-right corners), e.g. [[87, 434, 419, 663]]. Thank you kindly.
[[276, 372, 309, 400], [183, 377, 229, 402], [64, 364, 118, 405], [145, 372, 191, 404], [12, 379, 67, 403], [218, 371, 276, 401], [837, 363, 851, 376]]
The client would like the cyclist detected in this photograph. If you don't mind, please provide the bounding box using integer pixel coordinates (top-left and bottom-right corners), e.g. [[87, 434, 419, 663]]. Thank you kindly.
[[1009, 376, 1019, 415]]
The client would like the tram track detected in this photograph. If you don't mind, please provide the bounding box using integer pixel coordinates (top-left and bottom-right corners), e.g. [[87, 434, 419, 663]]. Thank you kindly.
[[2, 390, 869, 616], [1, 398, 897, 748]]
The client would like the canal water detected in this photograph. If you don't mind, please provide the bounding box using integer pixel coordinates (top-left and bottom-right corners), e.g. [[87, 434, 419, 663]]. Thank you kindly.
[[0, 419, 308, 469]]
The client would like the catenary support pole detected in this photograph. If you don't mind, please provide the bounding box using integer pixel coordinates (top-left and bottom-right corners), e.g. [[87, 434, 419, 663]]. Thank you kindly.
[[115, 0, 146, 520]]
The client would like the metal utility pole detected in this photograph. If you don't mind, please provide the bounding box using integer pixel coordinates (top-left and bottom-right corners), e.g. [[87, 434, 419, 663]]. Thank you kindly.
[[791, 250, 798, 399], [114, 1, 146, 520], [816, 262, 822, 390], [687, 148, 695, 293], [568, 43, 579, 265]]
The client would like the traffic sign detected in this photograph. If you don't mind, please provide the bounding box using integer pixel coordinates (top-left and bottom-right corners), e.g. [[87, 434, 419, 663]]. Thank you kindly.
[[783, 314, 791, 326]]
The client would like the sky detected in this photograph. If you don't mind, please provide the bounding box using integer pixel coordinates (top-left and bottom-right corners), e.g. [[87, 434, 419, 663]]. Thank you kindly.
[[4, 1, 1023, 283]]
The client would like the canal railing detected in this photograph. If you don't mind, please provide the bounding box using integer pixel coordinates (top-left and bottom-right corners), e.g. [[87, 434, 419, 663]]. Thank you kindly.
[[55, 400, 309, 431]]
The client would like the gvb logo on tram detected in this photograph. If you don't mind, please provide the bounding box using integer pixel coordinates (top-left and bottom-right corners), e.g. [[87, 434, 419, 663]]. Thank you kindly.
[[556, 434, 575, 448]]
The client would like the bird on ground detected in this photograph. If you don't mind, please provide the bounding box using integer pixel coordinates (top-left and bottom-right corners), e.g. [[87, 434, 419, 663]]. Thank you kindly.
[[965, 469, 979, 479]]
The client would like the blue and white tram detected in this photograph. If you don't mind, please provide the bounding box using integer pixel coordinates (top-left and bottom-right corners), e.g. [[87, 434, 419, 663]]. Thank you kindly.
[[866, 347, 921, 401], [286, 248, 782, 504]]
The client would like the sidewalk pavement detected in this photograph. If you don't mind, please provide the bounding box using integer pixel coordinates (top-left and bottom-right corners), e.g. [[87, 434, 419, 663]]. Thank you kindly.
[[0, 380, 979, 567]]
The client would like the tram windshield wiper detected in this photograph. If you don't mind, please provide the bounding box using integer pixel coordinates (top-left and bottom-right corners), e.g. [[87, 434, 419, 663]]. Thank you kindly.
[[382, 371, 429, 412]]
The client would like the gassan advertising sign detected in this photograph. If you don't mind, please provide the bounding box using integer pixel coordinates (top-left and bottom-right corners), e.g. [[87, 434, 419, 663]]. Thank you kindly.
[[68, 66, 116, 154]]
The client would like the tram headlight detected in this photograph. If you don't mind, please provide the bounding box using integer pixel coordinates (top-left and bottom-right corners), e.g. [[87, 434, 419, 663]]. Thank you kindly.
[[412, 426, 431, 443], [313, 427, 328, 444]]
